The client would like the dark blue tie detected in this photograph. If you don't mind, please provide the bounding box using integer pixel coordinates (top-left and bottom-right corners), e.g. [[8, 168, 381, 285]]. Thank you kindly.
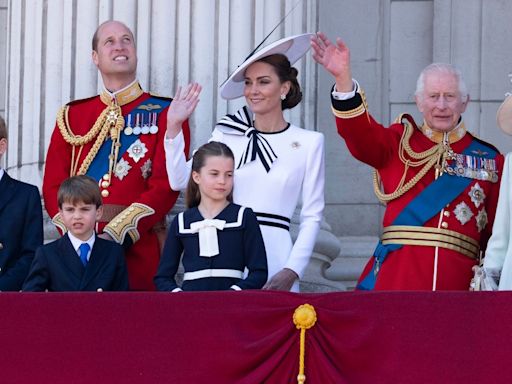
[[79, 243, 90, 267]]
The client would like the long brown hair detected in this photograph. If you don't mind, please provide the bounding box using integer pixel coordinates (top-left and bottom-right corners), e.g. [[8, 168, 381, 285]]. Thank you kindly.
[[185, 141, 235, 208]]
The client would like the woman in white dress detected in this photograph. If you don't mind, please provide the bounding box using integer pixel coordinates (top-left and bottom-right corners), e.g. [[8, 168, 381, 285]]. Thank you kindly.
[[481, 95, 512, 289], [164, 34, 325, 291]]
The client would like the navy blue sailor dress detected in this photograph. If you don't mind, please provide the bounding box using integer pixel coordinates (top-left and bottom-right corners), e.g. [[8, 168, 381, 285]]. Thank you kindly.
[[154, 203, 268, 291]]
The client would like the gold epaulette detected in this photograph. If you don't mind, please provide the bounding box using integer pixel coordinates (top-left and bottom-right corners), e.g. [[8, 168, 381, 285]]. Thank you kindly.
[[51, 212, 67, 234], [103, 203, 155, 244], [331, 86, 368, 119]]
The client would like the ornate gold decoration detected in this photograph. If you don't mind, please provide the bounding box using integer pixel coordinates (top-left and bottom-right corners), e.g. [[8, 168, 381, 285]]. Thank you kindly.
[[103, 202, 155, 244], [331, 86, 372, 125], [51, 212, 67, 234], [57, 102, 125, 180], [293, 304, 317, 384], [137, 103, 162, 111], [372, 115, 454, 203]]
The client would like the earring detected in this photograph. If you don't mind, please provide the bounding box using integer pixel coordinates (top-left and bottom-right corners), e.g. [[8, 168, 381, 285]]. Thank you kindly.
[[280, 94, 286, 100]]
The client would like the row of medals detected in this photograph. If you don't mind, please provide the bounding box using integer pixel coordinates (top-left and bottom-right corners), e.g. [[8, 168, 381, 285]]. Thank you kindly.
[[445, 154, 498, 183], [123, 112, 159, 136]]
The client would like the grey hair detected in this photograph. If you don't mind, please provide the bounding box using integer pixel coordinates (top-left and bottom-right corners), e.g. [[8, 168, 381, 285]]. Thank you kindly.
[[415, 63, 469, 102]]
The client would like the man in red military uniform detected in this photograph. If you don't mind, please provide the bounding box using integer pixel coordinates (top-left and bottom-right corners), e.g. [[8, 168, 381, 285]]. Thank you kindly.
[[311, 33, 503, 290], [43, 20, 189, 290]]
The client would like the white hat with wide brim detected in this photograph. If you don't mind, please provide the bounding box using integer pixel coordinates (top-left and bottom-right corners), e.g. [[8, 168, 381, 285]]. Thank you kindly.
[[219, 32, 314, 100], [497, 95, 512, 135]]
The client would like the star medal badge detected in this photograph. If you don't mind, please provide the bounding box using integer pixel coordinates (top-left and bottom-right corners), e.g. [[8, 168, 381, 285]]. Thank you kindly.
[[127, 139, 148, 163]]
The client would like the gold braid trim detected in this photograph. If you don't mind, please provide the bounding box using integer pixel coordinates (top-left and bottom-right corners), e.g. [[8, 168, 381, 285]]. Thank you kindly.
[[373, 116, 449, 203], [57, 104, 124, 176], [331, 104, 365, 119], [51, 212, 67, 234], [103, 203, 155, 244], [331, 86, 371, 124]]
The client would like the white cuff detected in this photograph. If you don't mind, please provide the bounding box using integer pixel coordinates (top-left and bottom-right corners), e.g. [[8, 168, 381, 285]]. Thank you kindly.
[[171, 287, 183, 292], [230, 285, 242, 291], [332, 79, 359, 100]]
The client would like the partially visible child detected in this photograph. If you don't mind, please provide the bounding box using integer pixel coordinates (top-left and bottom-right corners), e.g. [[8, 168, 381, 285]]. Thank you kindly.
[[154, 141, 267, 291], [0, 116, 43, 290], [23, 175, 129, 291]]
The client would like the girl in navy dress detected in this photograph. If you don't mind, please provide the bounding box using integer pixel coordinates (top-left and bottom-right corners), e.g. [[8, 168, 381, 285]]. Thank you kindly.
[[154, 141, 268, 291]]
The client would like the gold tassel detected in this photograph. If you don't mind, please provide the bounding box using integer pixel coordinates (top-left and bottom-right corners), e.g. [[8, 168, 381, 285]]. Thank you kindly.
[[293, 304, 317, 384]]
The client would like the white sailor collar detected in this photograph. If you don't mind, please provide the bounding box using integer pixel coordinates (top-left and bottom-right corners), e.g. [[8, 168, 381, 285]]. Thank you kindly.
[[177, 204, 247, 235]]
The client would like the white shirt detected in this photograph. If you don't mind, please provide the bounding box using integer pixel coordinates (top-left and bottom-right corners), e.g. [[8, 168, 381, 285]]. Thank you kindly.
[[67, 232, 95, 262], [331, 79, 360, 100]]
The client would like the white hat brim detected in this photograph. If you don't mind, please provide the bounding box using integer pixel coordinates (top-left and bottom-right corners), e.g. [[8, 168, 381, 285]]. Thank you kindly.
[[219, 33, 314, 100], [497, 95, 512, 135]]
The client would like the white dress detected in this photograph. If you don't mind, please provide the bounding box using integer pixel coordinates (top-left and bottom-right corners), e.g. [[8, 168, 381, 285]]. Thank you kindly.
[[483, 152, 512, 289], [164, 114, 325, 292]]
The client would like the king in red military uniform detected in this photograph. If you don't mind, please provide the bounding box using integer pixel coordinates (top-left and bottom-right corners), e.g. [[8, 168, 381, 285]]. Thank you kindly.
[[312, 33, 503, 290], [43, 20, 189, 290]]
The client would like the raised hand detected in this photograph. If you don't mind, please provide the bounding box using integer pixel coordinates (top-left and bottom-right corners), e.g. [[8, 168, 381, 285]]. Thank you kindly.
[[311, 32, 353, 92], [166, 83, 202, 139]]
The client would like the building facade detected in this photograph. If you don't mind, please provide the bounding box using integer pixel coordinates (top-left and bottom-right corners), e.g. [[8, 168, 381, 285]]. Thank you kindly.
[[1, 0, 512, 289]]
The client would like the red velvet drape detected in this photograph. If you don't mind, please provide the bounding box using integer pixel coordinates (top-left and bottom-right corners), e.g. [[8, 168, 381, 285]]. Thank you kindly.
[[2, 291, 512, 383]]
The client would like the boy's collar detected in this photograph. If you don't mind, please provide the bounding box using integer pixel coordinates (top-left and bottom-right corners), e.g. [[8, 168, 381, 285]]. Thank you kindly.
[[67, 231, 95, 250]]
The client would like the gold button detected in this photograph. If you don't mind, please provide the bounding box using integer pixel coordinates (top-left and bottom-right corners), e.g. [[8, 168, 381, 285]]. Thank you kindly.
[[97, 288, 103, 292], [103, 174, 110, 181], [443, 211, 450, 217], [101, 180, 110, 188], [441, 222, 448, 228], [0, 243, 3, 250], [101, 190, 110, 198]]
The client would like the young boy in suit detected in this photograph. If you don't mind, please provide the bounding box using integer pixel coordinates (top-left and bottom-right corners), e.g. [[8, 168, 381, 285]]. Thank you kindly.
[[23, 175, 129, 291], [0, 116, 43, 290]]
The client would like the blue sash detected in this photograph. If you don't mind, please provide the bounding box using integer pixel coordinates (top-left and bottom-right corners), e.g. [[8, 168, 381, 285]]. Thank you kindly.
[[86, 97, 171, 182], [357, 138, 498, 290]]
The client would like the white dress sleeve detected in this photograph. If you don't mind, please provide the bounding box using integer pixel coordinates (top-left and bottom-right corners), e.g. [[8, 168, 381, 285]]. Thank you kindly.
[[283, 132, 325, 277], [163, 130, 192, 191], [483, 152, 512, 289]]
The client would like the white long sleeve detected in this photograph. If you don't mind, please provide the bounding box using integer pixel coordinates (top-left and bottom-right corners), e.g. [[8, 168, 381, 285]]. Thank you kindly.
[[163, 130, 191, 191], [484, 152, 512, 289]]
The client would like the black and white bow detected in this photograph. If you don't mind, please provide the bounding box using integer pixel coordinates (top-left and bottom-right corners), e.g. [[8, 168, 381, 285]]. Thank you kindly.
[[216, 106, 278, 172]]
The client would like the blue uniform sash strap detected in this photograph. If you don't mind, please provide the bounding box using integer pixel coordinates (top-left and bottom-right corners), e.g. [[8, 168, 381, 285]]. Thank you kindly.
[[357, 138, 496, 290], [87, 97, 171, 182]]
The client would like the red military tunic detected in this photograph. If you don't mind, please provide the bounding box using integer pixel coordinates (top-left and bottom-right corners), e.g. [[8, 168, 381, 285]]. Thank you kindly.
[[331, 86, 503, 290], [43, 81, 190, 290]]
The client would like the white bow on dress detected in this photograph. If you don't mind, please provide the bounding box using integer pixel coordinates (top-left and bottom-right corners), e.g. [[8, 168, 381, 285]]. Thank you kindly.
[[189, 219, 226, 257]]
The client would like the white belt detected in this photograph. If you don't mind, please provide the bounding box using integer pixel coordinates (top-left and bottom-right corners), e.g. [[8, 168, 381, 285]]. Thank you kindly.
[[183, 269, 244, 281]]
